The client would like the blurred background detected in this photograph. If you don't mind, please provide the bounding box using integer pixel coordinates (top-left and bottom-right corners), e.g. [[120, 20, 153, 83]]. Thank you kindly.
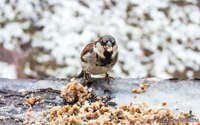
[[0, 0, 200, 79]]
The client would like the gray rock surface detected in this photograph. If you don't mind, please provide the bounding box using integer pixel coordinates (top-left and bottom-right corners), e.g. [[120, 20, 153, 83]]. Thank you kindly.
[[0, 78, 200, 124]]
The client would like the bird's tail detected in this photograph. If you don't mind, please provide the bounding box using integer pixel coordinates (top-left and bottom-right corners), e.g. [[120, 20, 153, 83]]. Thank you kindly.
[[77, 70, 84, 78]]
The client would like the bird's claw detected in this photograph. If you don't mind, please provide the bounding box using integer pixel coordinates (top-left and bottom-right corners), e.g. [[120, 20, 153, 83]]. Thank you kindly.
[[105, 73, 114, 84], [83, 72, 90, 84]]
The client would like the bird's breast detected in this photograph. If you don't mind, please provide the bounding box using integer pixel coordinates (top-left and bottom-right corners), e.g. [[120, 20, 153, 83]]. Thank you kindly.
[[81, 52, 118, 75]]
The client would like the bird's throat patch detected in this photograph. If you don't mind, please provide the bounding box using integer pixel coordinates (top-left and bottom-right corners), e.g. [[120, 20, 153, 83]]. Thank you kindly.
[[104, 50, 113, 59]]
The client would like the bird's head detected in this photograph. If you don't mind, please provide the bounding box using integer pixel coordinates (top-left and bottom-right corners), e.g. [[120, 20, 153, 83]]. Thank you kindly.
[[95, 35, 118, 59]]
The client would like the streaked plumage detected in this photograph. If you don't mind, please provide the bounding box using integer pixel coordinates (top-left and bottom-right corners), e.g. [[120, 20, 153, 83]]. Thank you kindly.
[[77, 35, 118, 83]]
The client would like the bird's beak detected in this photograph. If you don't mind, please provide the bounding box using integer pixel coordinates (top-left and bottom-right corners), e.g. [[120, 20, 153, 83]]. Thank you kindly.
[[104, 41, 113, 52]]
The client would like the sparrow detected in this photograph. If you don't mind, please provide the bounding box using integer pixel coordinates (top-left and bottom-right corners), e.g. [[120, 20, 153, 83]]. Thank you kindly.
[[77, 35, 118, 84]]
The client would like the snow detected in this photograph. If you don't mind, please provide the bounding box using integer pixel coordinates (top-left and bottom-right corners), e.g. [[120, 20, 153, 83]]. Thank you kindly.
[[0, 0, 200, 79], [0, 62, 17, 79]]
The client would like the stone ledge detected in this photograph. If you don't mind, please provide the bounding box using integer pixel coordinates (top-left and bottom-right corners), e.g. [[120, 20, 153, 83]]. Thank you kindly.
[[0, 78, 200, 124]]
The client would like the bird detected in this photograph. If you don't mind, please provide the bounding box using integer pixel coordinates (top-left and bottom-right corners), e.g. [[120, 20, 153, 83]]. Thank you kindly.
[[77, 35, 118, 84]]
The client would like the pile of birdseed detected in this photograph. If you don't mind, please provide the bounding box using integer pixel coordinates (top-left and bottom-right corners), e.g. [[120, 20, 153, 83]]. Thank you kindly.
[[61, 78, 92, 103], [18, 79, 200, 125]]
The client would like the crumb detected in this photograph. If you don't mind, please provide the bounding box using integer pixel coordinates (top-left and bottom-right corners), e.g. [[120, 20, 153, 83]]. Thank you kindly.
[[36, 96, 41, 100], [132, 81, 148, 94], [47, 106, 52, 109], [28, 106, 32, 111], [40, 100, 45, 104], [142, 102, 148, 107], [14, 119, 19, 122], [20, 89, 26, 95], [134, 95, 137, 98], [28, 96, 41, 104], [0, 116, 7, 120], [42, 111, 47, 117], [89, 88, 92, 93], [26, 112, 32, 117], [29, 98, 36, 105], [96, 96, 100, 100], [35, 122, 42, 125], [103, 95, 108, 100], [132, 88, 142, 94], [76, 102, 81, 106], [162, 102, 167, 106], [183, 112, 189, 117]]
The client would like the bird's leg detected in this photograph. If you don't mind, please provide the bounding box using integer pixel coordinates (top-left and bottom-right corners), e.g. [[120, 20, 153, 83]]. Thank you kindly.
[[83, 71, 90, 83], [105, 72, 114, 84]]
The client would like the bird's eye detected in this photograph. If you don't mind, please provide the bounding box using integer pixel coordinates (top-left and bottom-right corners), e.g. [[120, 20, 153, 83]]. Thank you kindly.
[[112, 40, 116, 46]]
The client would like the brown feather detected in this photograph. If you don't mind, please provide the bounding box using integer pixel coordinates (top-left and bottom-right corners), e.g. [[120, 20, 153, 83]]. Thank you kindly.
[[81, 42, 96, 62]]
